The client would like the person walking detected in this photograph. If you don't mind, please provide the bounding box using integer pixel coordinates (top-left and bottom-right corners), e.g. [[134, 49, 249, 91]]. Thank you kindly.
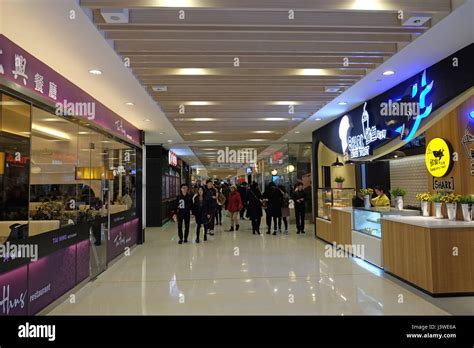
[[268, 182, 283, 235], [173, 183, 193, 244], [226, 185, 243, 231], [204, 180, 218, 235], [279, 185, 290, 234], [192, 187, 209, 243], [262, 183, 273, 234], [246, 182, 263, 235], [293, 182, 306, 234], [237, 182, 248, 220], [215, 184, 226, 226]]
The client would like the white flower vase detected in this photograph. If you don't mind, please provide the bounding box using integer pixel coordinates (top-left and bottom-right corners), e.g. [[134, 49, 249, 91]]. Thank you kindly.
[[336, 182, 343, 189], [395, 196, 404, 210], [461, 203, 471, 222], [434, 202, 443, 219], [421, 201, 430, 217], [446, 203, 457, 221], [364, 195, 371, 209]]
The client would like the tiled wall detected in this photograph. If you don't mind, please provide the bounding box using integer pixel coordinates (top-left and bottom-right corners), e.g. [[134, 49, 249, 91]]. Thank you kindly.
[[390, 155, 428, 208]]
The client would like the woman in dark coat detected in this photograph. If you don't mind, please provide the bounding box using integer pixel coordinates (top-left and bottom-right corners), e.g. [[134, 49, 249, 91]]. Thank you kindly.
[[246, 182, 263, 235], [268, 183, 283, 235], [192, 187, 209, 243]]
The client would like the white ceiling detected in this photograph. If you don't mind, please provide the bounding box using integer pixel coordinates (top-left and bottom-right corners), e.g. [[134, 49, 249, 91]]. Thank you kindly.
[[1, 0, 472, 171]]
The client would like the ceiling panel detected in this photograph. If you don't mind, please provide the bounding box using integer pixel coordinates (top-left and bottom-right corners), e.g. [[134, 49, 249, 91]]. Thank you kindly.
[[80, 0, 452, 171]]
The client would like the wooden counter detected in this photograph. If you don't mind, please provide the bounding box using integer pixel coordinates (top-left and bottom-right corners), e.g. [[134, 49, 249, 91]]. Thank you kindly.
[[315, 208, 352, 245], [382, 216, 474, 295]]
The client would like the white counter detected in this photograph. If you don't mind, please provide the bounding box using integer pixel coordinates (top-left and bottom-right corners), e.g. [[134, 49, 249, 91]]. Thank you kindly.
[[381, 215, 474, 229]]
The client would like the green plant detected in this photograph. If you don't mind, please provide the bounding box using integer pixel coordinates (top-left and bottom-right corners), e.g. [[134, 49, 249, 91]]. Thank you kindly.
[[431, 193, 444, 203], [441, 193, 461, 204], [459, 195, 474, 204], [390, 187, 407, 197], [32, 201, 64, 221], [360, 188, 374, 196], [334, 176, 345, 183]]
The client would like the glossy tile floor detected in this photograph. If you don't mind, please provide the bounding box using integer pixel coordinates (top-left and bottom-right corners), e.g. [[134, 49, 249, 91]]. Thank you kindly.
[[49, 216, 457, 315]]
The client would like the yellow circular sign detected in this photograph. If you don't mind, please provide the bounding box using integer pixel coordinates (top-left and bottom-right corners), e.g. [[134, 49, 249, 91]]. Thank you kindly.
[[425, 138, 452, 178]]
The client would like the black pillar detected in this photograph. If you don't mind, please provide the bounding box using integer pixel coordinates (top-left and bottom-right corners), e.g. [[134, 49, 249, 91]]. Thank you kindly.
[[146, 145, 165, 227]]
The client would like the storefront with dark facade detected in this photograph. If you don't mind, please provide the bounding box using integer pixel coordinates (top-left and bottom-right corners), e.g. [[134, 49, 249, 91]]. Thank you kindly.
[[312, 43, 474, 295], [0, 34, 144, 315], [146, 145, 191, 227]]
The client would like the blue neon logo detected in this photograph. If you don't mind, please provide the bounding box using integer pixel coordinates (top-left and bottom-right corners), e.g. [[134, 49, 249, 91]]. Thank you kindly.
[[403, 70, 434, 142], [470, 110, 474, 120]]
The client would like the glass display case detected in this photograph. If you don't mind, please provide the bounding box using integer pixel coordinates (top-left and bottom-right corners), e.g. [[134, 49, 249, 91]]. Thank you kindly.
[[317, 188, 355, 220], [352, 207, 421, 239], [353, 208, 383, 238]]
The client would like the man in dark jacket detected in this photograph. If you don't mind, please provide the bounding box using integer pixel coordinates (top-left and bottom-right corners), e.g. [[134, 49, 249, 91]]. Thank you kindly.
[[204, 180, 218, 235], [293, 182, 306, 234], [173, 184, 193, 244]]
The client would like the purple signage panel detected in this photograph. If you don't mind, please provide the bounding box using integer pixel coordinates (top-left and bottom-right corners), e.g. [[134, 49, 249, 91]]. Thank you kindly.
[[107, 218, 139, 263], [28, 244, 76, 315], [76, 239, 90, 283], [0, 265, 28, 316], [0, 34, 141, 145]]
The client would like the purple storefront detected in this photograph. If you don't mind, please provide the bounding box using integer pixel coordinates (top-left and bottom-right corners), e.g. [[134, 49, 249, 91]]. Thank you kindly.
[[0, 34, 144, 315]]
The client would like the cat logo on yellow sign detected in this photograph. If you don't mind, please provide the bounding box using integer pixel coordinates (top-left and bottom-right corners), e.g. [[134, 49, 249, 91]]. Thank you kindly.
[[425, 138, 452, 178]]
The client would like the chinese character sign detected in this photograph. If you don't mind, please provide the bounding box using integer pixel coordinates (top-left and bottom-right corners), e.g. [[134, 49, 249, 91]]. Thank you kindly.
[[12, 54, 28, 85]]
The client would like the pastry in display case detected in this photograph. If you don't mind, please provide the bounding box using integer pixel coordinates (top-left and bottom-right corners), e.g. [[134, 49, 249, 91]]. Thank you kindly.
[[317, 188, 355, 221]]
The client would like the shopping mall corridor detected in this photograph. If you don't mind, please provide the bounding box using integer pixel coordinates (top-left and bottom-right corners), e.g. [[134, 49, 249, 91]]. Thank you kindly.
[[48, 217, 453, 315]]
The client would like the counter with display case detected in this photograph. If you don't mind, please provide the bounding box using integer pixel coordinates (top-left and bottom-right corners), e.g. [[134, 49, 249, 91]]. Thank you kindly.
[[316, 188, 354, 221], [315, 205, 474, 295]]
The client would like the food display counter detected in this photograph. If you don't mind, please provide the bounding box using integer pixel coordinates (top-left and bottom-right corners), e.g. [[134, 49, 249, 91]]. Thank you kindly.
[[316, 206, 474, 295]]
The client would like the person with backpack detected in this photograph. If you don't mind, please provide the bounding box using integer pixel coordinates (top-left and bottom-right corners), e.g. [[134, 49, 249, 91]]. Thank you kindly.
[[279, 185, 290, 234], [226, 185, 243, 231], [246, 182, 263, 235], [192, 186, 209, 243], [173, 183, 193, 244]]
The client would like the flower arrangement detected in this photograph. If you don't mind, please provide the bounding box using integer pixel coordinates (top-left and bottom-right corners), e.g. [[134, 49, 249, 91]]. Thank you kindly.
[[32, 201, 64, 221], [440, 193, 461, 204], [415, 192, 432, 201], [390, 187, 407, 197], [360, 188, 374, 196], [334, 176, 345, 183]]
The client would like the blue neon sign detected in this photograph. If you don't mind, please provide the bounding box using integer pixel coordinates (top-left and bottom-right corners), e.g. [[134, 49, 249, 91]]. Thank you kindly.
[[403, 70, 434, 142]]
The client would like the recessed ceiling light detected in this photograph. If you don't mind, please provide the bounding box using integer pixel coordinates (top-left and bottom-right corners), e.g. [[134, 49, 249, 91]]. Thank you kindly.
[[263, 118, 287, 121], [248, 139, 265, 142], [175, 118, 216, 122], [186, 101, 216, 106], [198, 139, 217, 142], [197, 131, 216, 134], [177, 68, 208, 75], [253, 130, 272, 134], [89, 69, 102, 75], [338, 101, 348, 105], [383, 70, 395, 76], [167, 140, 173, 143], [144, 118, 151, 122], [315, 118, 322, 121], [295, 131, 301, 134], [125, 102, 134, 106], [78, 131, 90, 135]]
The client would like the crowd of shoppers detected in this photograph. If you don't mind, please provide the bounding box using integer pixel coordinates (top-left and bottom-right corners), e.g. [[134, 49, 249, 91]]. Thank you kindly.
[[173, 179, 308, 244]]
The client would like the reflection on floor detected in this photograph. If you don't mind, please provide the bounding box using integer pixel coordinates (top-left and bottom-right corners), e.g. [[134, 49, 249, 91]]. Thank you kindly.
[[48, 216, 466, 315]]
